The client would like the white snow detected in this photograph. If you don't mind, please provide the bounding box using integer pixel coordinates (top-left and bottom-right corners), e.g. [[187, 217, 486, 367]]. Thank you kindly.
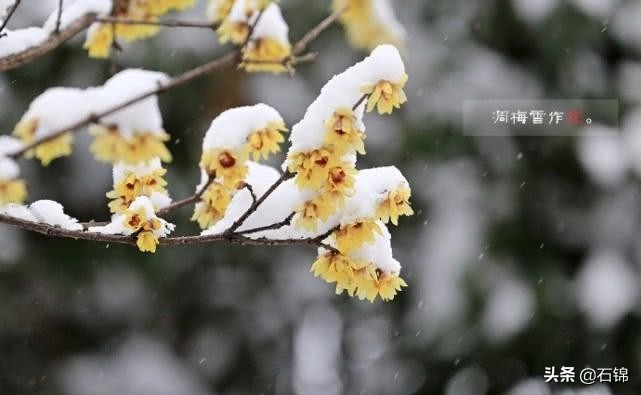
[[287, 45, 405, 153], [0, 27, 48, 58], [0, 156, 19, 180], [348, 222, 401, 274], [202, 103, 284, 152], [113, 158, 164, 184], [89, 196, 175, 237], [43, 0, 112, 33], [576, 129, 628, 189], [0, 0, 15, 18], [576, 249, 639, 330], [250, 3, 289, 44], [97, 69, 169, 137], [29, 199, 83, 230], [0, 203, 37, 222]]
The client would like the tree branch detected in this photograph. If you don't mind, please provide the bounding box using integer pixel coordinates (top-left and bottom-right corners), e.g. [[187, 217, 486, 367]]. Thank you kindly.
[[157, 174, 216, 216], [0, 13, 97, 72], [0, 0, 21, 37], [96, 16, 218, 29]]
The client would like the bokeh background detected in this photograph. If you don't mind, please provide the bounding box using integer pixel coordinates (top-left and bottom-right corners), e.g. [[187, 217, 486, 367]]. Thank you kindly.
[[2, 0, 641, 394]]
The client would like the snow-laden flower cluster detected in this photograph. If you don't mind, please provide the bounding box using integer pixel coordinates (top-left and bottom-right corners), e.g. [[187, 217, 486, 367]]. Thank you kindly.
[[0, 137, 27, 208], [0, 0, 112, 58], [199, 45, 412, 302], [332, 0, 405, 52], [192, 104, 287, 229], [90, 196, 175, 253], [84, 0, 195, 58], [213, 0, 292, 74], [9, 69, 175, 251]]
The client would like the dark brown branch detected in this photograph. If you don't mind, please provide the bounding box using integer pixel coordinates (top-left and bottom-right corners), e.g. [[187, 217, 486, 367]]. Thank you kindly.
[[0, 0, 21, 37], [237, 211, 295, 235], [157, 174, 216, 216], [240, 182, 257, 205], [8, 51, 237, 159], [96, 16, 218, 29], [55, 0, 64, 33], [0, 13, 97, 71], [225, 171, 292, 234], [0, 213, 337, 251], [352, 93, 368, 111]]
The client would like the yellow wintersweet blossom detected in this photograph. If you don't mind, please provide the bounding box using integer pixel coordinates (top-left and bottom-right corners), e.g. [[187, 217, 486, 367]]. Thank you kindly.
[[106, 168, 168, 213], [200, 149, 248, 188], [287, 148, 344, 190], [217, 19, 250, 45], [84, 0, 196, 58], [0, 179, 27, 206], [13, 118, 73, 166], [333, 220, 382, 254], [376, 185, 413, 226], [90, 126, 172, 164], [326, 166, 356, 198], [332, 0, 404, 51], [246, 121, 288, 161], [295, 195, 337, 231], [323, 107, 365, 155], [148, 0, 195, 15], [207, 0, 234, 23], [242, 38, 292, 74], [355, 269, 407, 302], [361, 73, 408, 115], [83, 24, 114, 58], [122, 205, 163, 253], [311, 252, 368, 296], [191, 183, 232, 229]]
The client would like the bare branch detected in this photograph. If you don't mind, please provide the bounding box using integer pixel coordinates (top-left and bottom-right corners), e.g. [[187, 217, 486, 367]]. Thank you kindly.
[[0, 13, 97, 72], [96, 16, 218, 29], [157, 174, 216, 216], [240, 182, 257, 205], [292, 5, 346, 55], [237, 212, 295, 235], [55, 0, 64, 33], [225, 171, 292, 235], [8, 51, 237, 159], [0, 0, 21, 37]]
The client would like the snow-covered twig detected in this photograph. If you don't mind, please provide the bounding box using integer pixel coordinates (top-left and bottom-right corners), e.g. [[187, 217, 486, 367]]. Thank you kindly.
[[96, 16, 218, 29], [0, 0, 20, 38]]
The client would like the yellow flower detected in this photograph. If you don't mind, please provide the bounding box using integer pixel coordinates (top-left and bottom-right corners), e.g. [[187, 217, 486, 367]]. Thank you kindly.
[[241, 38, 292, 74], [295, 195, 337, 231], [148, 0, 195, 15], [191, 183, 232, 229], [217, 20, 250, 44], [376, 185, 413, 226], [13, 118, 73, 166], [287, 148, 343, 190], [200, 149, 248, 188], [326, 166, 356, 199], [246, 121, 287, 161], [207, 0, 234, 23], [323, 107, 365, 155], [0, 179, 27, 206], [106, 168, 168, 214], [311, 252, 368, 296], [83, 24, 114, 59], [355, 270, 407, 302], [332, 0, 404, 51], [122, 205, 164, 253], [361, 73, 408, 115], [90, 125, 172, 164], [333, 220, 382, 254], [136, 230, 159, 253]]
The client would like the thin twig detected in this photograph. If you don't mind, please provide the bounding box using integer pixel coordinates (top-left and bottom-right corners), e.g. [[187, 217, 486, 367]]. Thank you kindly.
[[352, 93, 368, 111], [157, 174, 216, 216], [96, 16, 218, 29], [55, 0, 64, 33], [224, 172, 292, 235], [0, 13, 97, 71], [292, 5, 346, 55], [237, 212, 295, 235], [0, 0, 21, 37], [240, 182, 258, 205], [8, 51, 237, 159]]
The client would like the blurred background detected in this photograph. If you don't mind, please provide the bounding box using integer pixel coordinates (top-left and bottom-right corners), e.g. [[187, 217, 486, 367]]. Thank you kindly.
[[2, 0, 641, 393]]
